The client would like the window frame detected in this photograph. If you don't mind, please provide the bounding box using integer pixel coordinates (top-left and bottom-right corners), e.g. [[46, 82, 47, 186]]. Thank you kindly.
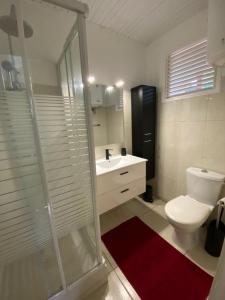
[[163, 39, 221, 103]]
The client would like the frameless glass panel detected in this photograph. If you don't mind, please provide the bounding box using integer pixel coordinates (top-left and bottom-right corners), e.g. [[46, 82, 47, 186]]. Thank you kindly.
[[0, 1, 62, 299]]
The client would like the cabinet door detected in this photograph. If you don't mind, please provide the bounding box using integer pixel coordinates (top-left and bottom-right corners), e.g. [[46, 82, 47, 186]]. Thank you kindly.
[[142, 87, 156, 179], [143, 139, 155, 179], [143, 88, 156, 134], [131, 87, 143, 157]]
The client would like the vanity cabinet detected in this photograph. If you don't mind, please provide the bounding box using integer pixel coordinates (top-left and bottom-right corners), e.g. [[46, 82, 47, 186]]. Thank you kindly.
[[96, 160, 146, 215], [208, 0, 225, 66]]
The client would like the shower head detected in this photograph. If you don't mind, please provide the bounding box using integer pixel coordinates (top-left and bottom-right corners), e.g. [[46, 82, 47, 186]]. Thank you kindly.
[[0, 4, 33, 38], [1, 60, 15, 72]]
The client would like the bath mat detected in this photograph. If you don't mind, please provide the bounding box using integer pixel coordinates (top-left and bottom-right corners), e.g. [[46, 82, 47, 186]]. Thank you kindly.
[[102, 216, 213, 300]]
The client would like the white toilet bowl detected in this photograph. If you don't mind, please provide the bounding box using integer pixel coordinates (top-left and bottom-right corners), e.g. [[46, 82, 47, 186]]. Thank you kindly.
[[165, 167, 225, 250], [165, 195, 214, 249]]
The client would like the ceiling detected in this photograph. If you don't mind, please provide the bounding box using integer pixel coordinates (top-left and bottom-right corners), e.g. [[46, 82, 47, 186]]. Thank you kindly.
[[83, 0, 208, 45], [0, 0, 208, 62]]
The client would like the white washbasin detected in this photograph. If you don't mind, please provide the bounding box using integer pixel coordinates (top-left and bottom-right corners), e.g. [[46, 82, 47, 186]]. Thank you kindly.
[[96, 157, 122, 169], [96, 155, 147, 175]]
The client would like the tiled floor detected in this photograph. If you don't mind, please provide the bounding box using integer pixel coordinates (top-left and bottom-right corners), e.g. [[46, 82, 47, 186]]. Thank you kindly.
[[85, 197, 219, 300]]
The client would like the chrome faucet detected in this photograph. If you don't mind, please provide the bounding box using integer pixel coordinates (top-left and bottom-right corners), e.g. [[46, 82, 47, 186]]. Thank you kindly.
[[105, 149, 112, 160]]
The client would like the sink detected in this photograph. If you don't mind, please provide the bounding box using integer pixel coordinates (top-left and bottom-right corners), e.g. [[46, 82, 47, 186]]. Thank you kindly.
[[96, 157, 122, 169], [96, 155, 147, 175]]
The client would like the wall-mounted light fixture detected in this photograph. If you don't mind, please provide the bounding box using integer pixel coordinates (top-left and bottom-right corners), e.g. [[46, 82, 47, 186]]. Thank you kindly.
[[88, 75, 95, 83], [106, 85, 114, 92], [115, 80, 124, 87]]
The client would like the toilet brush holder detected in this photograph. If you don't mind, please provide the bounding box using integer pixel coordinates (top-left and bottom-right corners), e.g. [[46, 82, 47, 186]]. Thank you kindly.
[[205, 220, 225, 257], [205, 199, 225, 257]]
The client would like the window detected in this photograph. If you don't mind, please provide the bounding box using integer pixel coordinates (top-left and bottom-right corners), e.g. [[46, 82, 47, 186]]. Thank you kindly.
[[166, 39, 217, 99]]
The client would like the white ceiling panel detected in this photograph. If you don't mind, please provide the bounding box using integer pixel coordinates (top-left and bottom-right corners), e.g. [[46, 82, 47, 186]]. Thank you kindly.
[[83, 0, 208, 45]]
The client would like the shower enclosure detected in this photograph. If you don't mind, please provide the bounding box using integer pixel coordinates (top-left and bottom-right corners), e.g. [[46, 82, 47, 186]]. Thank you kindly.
[[0, 0, 105, 299]]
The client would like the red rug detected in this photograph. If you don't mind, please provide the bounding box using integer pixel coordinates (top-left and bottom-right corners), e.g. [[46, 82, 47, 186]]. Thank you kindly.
[[102, 216, 213, 300]]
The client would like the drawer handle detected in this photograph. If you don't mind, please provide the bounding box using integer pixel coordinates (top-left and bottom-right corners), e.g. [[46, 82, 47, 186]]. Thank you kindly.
[[120, 171, 129, 175], [121, 188, 129, 193]]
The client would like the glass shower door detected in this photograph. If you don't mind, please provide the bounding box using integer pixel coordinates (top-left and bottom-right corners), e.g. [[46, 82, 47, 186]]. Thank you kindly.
[[0, 1, 63, 299], [21, 0, 100, 287]]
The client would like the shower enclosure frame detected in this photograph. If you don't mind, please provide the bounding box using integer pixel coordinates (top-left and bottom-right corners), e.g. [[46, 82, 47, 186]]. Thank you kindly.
[[11, 0, 106, 299]]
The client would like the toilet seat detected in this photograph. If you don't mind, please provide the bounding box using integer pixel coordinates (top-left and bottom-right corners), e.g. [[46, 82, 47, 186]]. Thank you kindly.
[[165, 195, 214, 231]]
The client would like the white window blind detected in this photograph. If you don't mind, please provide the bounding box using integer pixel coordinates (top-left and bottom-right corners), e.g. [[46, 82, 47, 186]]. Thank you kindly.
[[167, 39, 216, 99]]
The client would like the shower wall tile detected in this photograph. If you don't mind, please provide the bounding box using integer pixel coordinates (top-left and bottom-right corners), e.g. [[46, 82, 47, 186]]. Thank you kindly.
[[92, 107, 108, 146], [95, 143, 121, 160], [203, 121, 225, 166], [207, 92, 225, 121], [160, 101, 177, 123]]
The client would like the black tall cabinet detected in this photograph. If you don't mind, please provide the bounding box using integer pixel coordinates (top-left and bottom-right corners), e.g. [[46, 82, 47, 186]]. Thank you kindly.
[[131, 85, 156, 180]]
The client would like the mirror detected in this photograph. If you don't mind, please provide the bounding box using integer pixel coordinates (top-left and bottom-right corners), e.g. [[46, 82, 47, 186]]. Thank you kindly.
[[90, 84, 125, 147]]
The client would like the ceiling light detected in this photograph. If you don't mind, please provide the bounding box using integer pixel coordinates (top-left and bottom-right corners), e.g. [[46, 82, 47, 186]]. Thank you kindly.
[[88, 75, 95, 83], [106, 85, 114, 92], [115, 80, 124, 87]]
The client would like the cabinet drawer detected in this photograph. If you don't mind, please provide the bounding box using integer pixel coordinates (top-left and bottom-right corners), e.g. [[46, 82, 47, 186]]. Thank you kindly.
[[97, 162, 146, 194], [98, 177, 146, 215]]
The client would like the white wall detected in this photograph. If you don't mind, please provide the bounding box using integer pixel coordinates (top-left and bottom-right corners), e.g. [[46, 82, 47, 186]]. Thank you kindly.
[[145, 9, 208, 90], [30, 22, 146, 91], [86, 22, 146, 89], [29, 59, 58, 86], [145, 9, 225, 201]]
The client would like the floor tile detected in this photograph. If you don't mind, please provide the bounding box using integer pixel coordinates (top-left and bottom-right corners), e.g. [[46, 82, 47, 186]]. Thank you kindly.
[[114, 267, 141, 300], [102, 252, 114, 273], [124, 198, 151, 217], [139, 209, 169, 235], [100, 211, 118, 235], [151, 199, 167, 219], [83, 270, 132, 300], [135, 197, 167, 219], [159, 224, 188, 254], [185, 244, 219, 276], [135, 196, 156, 210], [108, 204, 134, 226], [101, 241, 117, 270]]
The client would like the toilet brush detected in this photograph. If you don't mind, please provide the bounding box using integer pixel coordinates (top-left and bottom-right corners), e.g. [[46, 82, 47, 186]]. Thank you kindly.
[[216, 198, 225, 230]]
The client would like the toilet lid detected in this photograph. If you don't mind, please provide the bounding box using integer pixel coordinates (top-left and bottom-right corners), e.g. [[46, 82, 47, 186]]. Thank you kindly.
[[165, 195, 213, 225]]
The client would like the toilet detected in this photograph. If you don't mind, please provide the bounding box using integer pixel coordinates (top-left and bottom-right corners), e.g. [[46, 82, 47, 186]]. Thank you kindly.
[[165, 167, 225, 250]]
